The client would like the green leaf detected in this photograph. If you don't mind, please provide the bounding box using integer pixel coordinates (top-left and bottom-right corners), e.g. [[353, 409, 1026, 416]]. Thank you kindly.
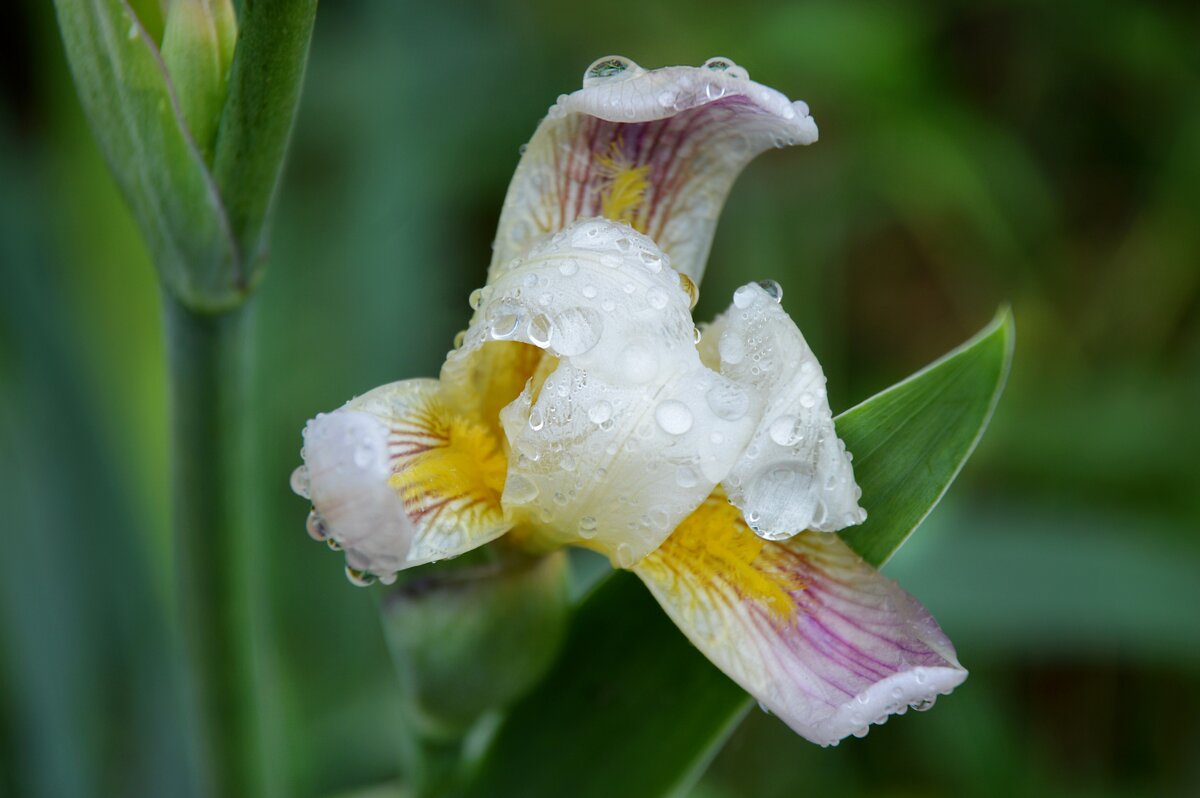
[[837, 306, 1014, 567], [462, 309, 1014, 798], [460, 570, 749, 798], [53, 0, 242, 308]]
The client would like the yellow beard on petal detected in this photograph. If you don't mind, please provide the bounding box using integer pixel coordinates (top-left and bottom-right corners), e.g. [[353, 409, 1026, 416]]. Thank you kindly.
[[597, 139, 651, 230], [389, 395, 508, 529], [645, 494, 802, 620]]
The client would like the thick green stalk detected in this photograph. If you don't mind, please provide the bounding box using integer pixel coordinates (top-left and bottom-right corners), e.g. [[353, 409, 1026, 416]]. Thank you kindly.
[[166, 296, 263, 798]]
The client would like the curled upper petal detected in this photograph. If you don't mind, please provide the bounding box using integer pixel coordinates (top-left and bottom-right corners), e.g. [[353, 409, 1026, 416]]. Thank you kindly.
[[717, 283, 866, 538], [444, 219, 760, 566], [492, 56, 819, 285], [635, 492, 966, 746], [292, 380, 511, 583]]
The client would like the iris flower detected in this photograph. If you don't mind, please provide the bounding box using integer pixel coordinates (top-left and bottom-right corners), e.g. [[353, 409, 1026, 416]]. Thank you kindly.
[[291, 56, 966, 746]]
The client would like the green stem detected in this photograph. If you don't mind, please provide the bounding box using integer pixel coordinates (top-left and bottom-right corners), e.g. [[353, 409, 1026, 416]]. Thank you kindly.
[[398, 722, 467, 798], [166, 295, 263, 798]]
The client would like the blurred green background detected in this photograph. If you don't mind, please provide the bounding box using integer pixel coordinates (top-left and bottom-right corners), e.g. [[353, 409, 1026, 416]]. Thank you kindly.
[[2, 1, 1198, 796]]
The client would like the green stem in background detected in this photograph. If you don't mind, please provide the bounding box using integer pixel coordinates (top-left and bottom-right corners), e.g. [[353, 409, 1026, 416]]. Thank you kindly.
[[166, 296, 263, 798]]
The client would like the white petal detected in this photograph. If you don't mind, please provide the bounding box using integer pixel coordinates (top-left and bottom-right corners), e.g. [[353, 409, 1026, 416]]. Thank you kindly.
[[717, 283, 866, 538], [298, 379, 512, 583], [445, 219, 760, 566], [492, 57, 819, 285]]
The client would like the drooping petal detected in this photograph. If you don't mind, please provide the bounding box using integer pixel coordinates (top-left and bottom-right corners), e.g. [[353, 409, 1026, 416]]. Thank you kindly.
[[443, 219, 760, 566], [491, 56, 819, 285], [634, 492, 966, 746], [292, 379, 511, 583], [716, 282, 866, 538]]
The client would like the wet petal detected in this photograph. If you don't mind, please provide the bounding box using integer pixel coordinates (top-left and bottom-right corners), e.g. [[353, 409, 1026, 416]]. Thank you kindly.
[[717, 283, 866, 538], [492, 56, 819, 285], [635, 493, 966, 746], [445, 219, 759, 566], [293, 379, 511, 582]]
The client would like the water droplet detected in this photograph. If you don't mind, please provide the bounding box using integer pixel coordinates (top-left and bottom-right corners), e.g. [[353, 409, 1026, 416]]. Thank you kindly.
[[647, 287, 669, 309], [676, 273, 698, 309], [615, 237, 631, 251], [551, 307, 603, 356], [769, 415, 802, 446], [345, 566, 376, 587], [528, 314, 553, 347], [703, 56, 736, 71], [468, 287, 484, 310], [616, 542, 635, 568], [579, 516, 598, 538], [718, 333, 746, 365], [528, 409, 545, 431], [583, 56, 638, 86], [582, 284, 598, 299], [733, 285, 757, 309], [326, 538, 342, 551], [704, 82, 727, 101], [676, 466, 699, 488], [561, 453, 576, 471], [639, 249, 663, 271], [305, 510, 326, 540], [453, 330, 466, 348], [505, 474, 539, 504], [558, 259, 578, 276], [127, 21, 139, 40], [588, 400, 613, 425], [756, 279, 783, 302], [799, 391, 817, 409], [488, 303, 520, 339], [706, 382, 750, 420], [693, 327, 703, 344], [290, 466, 310, 499], [655, 400, 693, 435], [353, 440, 376, 469]]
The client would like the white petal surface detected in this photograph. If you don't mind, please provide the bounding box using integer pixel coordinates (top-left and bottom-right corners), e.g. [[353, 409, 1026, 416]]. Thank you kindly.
[[444, 219, 760, 565], [717, 283, 866, 538], [491, 56, 819, 285]]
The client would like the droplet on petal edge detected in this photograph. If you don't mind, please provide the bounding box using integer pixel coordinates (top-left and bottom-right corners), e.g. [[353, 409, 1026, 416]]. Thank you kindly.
[[290, 465, 310, 499], [583, 55, 641, 87], [756, 279, 783, 302]]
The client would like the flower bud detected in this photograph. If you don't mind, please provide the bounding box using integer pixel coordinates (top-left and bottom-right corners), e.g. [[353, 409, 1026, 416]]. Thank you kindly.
[[380, 551, 570, 738], [161, 0, 237, 160]]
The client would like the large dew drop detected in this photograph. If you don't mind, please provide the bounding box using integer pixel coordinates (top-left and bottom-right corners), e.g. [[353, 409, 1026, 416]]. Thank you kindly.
[[654, 400, 694, 435]]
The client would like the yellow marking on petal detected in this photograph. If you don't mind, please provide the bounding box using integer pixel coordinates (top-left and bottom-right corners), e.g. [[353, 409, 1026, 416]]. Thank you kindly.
[[442, 341, 545, 442], [644, 492, 801, 619], [389, 393, 507, 532], [597, 139, 651, 230]]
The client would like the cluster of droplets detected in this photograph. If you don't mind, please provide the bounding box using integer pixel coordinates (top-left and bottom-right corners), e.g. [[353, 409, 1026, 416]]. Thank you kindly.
[[715, 282, 866, 539], [822, 667, 960, 747], [290, 403, 422, 588]]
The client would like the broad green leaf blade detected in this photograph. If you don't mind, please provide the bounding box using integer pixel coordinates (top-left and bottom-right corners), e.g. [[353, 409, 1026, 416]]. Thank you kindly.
[[461, 570, 749, 798], [53, 0, 241, 308], [836, 307, 1014, 567], [464, 309, 1013, 798]]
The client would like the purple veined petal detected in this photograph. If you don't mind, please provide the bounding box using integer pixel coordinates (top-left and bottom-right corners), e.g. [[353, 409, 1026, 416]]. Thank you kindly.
[[492, 56, 819, 285], [634, 492, 966, 746]]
